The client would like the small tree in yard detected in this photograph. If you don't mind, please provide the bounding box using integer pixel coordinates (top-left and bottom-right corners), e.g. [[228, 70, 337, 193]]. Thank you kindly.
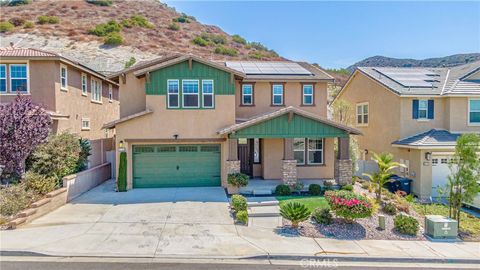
[[0, 95, 51, 181], [444, 134, 480, 226], [363, 152, 405, 202]]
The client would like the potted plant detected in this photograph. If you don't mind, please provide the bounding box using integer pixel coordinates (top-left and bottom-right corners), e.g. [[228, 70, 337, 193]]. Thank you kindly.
[[227, 173, 249, 194]]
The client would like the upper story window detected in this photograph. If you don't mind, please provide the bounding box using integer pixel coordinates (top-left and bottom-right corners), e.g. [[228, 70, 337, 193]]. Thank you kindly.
[[302, 84, 314, 105], [81, 118, 90, 131], [469, 99, 480, 125], [81, 73, 87, 96], [202, 80, 214, 108], [413, 99, 434, 120], [241, 84, 253, 105], [356, 102, 369, 126], [182, 80, 199, 108], [0, 64, 6, 93], [60, 65, 68, 90], [10, 64, 28, 93], [272, 84, 284, 105], [91, 78, 102, 103], [108, 84, 113, 102], [167, 80, 179, 108]]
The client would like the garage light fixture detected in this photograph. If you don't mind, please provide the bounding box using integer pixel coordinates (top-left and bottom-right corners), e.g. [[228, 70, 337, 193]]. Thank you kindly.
[[425, 152, 432, 161]]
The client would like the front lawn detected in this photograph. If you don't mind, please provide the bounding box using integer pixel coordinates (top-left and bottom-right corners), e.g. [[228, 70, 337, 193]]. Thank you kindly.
[[276, 196, 329, 212]]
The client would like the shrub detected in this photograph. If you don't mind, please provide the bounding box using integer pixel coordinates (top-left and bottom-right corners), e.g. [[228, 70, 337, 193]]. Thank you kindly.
[[249, 41, 268, 51], [3, 0, 31, 6], [89, 20, 122, 37], [325, 190, 373, 223], [168, 22, 180, 31], [361, 181, 370, 190], [37, 15, 59, 25], [124, 56, 136, 68], [312, 208, 332, 225], [290, 182, 304, 193], [341, 184, 353, 191], [76, 138, 91, 172], [122, 15, 154, 29], [104, 32, 123, 45], [24, 171, 57, 195], [232, 34, 246, 45], [275, 184, 291, 196], [118, 151, 127, 192], [280, 202, 311, 228], [352, 177, 357, 185], [203, 33, 226, 45], [0, 184, 37, 217], [324, 180, 333, 191], [394, 214, 419, 235], [86, 0, 113, 6], [173, 13, 194, 23], [405, 194, 414, 203], [308, 184, 322, 195], [23, 21, 34, 28], [248, 51, 263, 59], [214, 45, 238, 56], [231, 194, 247, 212], [192, 36, 208, 47], [8, 17, 25, 27], [0, 21, 14, 33], [383, 202, 397, 215], [227, 173, 249, 188], [236, 210, 248, 224]]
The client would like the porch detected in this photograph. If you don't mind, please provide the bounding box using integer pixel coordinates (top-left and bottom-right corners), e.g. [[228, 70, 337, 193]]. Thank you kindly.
[[238, 179, 333, 196]]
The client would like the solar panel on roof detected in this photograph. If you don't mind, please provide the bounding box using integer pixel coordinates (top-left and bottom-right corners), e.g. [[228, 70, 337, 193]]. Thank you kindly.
[[374, 68, 439, 88], [225, 61, 312, 75]]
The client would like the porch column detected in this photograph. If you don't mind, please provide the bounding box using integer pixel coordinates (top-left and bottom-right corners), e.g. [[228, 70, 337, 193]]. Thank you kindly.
[[226, 139, 240, 175], [282, 138, 297, 185], [335, 136, 352, 185]]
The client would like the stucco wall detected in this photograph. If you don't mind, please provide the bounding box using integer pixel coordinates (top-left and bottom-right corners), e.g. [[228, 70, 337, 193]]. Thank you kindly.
[[446, 97, 480, 133], [119, 73, 146, 118], [399, 97, 446, 138]]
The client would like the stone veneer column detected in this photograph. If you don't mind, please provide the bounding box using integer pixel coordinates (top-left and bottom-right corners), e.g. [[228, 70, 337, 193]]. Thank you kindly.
[[282, 159, 297, 185], [335, 136, 352, 185]]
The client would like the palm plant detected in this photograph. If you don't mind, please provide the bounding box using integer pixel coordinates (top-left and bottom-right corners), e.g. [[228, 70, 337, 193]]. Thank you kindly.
[[280, 202, 311, 228], [363, 152, 405, 202]]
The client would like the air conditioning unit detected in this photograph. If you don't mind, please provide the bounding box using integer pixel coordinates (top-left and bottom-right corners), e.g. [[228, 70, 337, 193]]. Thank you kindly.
[[424, 215, 458, 240]]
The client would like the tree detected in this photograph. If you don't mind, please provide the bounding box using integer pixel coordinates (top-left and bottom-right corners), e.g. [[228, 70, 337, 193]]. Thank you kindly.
[[333, 99, 360, 173], [444, 134, 480, 226], [0, 95, 51, 181], [363, 152, 405, 202]]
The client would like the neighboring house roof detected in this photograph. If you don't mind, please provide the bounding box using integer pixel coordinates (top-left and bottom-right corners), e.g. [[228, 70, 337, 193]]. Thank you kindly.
[[442, 61, 480, 96], [0, 46, 118, 85], [102, 109, 153, 129], [392, 129, 460, 149], [218, 106, 361, 135]]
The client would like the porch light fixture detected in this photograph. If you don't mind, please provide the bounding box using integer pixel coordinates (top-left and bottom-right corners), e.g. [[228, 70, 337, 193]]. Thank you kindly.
[[364, 149, 369, 155], [119, 140, 126, 152], [425, 152, 432, 161], [119, 140, 124, 148], [173, 134, 179, 140]]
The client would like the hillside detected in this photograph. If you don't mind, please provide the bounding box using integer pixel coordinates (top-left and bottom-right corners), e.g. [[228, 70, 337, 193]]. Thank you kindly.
[[0, 0, 282, 73]]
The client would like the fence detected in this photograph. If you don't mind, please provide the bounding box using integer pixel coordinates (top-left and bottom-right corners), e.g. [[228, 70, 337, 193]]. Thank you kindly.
[[62, 162, 111, 202], [355, 160, 379, 178]]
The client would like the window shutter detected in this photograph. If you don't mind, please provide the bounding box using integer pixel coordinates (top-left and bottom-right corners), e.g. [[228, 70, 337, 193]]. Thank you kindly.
[[428, 100, 434, 119], [412, 100, 419, 119]]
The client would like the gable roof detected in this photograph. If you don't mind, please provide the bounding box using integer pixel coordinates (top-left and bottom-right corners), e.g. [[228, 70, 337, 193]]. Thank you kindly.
[[102, 109, 153, 129], [442, 61, 480, 96], [0, 47, 58, 57], [392, 129, 460, 149]]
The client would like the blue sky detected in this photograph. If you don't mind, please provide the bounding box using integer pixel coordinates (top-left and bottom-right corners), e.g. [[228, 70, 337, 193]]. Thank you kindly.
[[164, 1, 480, 68]]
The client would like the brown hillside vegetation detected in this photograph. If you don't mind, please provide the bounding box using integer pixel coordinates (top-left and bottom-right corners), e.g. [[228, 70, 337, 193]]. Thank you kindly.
[[0, 0, 282, 61]]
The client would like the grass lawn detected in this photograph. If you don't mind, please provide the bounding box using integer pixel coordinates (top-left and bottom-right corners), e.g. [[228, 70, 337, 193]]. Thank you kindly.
[[276, 195, 329, 212], [411, 202, 480, 239]]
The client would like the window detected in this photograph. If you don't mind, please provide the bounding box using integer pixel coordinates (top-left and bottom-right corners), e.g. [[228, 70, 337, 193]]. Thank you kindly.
[[293, 138, 306, 165], [81, 118, 90, 130], [253, 138, 261, 163], [418, 100, 428, 119], [272, 84, 284, 105], [167, 80, 179, 108], [241, 84, 253, 105], [60, 65, 68, 90], [308, 138, 324, 164], [91, 78, 102, 102], [10, 64, 28, 92], [469, 99, 480, 125], [108, 84, 113, 102], [182, 80, 199, 108], [202, 80, 214, 108], [81, 74, 87, 96], [302, 84, 313, 105], [0, 64, 5, 93], [356, 103, 369, 125], [413, 99, 434, 120], [432, 158, 438, 165]]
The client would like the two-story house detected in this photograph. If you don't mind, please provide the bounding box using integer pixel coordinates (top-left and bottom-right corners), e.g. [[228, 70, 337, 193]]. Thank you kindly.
[[334, 61, 480, 198], [0, 46, 120, 167], [105, 54, 360, 190]]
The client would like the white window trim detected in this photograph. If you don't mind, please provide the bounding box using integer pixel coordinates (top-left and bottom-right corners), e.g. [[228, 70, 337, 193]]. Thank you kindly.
[[91, 78, 102, 104], [293, 138, 306, 165], [60, 64, 68, 91], [356, 102, 369, 127], [202, 79, 214, 108], [272, 84, 283, 105], [307, 138, 324, 165], [468, 98, 480, 126], [81, 118, 90, 131], [302, 84, 314, 105], [81, 73, 87, 96], [167, 79, 180, 108], [417, 99, 429, 121], [108, 84, 113, 102], [0, 64, 6, 93], [9, 63, 29, 94], [182, 79, 200, 108], [241, 84, 253, 105]]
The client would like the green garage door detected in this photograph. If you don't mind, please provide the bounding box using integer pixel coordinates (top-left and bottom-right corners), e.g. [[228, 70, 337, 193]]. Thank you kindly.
[[132, 144, 221, 188]]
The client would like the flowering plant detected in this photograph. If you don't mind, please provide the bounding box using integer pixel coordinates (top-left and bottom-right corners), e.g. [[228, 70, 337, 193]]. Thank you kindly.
[[325, 190, 373, 223]]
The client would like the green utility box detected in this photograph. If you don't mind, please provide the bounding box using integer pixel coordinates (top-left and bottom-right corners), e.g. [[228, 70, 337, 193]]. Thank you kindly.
[[424, 215, 458, 240]]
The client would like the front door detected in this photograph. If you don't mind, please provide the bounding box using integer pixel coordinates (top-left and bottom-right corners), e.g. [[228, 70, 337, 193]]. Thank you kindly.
[[238, 139, 252, 176]]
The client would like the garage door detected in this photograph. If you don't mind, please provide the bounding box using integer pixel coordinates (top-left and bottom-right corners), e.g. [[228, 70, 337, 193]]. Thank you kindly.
[[431, 156, 454, 197], [132, 144, 221, 188]]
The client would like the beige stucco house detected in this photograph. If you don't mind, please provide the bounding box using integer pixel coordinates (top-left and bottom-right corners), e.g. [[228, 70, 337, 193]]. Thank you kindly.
[[105, 54, 360, 190], [334, 61, 480, 198], [0, 47, 120, 167]]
